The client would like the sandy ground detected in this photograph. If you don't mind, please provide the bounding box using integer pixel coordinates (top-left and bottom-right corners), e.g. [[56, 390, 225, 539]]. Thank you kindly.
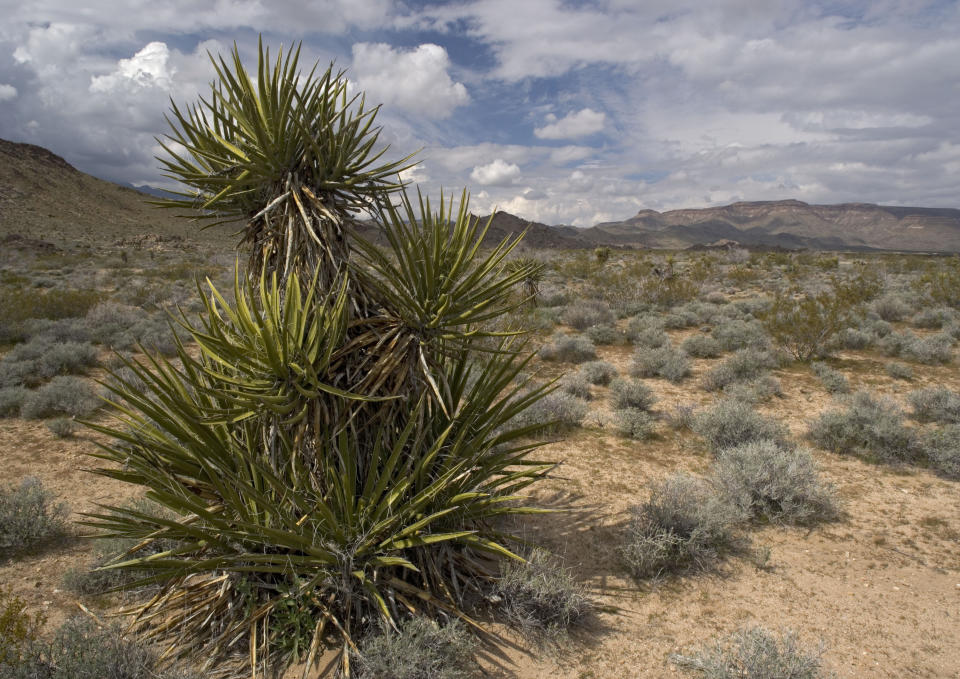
[[2, 328, 959, 678]]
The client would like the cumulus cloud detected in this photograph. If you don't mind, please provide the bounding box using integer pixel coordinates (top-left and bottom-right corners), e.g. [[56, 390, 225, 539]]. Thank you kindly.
[[350, 43, 469, 118], [470, 158, 521, 186], [0, 84, 16, 101], [90, 42, 174, 93], [534, 109, 606, 139]]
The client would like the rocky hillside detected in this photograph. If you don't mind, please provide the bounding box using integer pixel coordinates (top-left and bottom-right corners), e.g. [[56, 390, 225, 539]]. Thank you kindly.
[[585, 199, 960, 252], [0, 138, 232, 249]]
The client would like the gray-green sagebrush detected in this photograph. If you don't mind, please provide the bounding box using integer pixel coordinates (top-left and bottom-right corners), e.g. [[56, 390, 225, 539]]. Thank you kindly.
[[81, 38, 552, 679]]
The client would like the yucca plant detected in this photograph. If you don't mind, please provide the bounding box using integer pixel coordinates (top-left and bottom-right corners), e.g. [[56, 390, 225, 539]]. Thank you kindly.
[[82, 38, 553, 679]]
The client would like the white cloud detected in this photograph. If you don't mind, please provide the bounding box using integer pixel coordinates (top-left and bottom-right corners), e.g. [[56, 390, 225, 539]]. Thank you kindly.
[[534, 108, 606, 139], [0, 84, 17, 101], [351, 43, 469, 119], [90, 42, 175, 93], [470, 158, 521, 186]]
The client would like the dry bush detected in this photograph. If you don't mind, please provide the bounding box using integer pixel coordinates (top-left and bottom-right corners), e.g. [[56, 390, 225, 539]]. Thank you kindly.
[[692, 399, 789, 455]]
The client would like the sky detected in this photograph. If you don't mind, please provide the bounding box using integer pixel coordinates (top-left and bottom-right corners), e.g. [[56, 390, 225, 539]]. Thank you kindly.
[[1, 1, 959, 227]]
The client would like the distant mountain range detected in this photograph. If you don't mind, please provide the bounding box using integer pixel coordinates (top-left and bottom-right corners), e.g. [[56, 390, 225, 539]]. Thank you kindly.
[[2, 136, 959, 252]]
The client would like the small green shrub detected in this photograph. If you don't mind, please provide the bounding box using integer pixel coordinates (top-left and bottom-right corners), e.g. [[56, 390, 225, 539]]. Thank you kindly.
[[692, 399, 788, 455], [0, 477, 68, 555], [631, 345, 691, 382], [885, 362, 913, 380], [907, 387, 960, 424], [761, 288, 856, 361], [663, 309, 699, 329], [20, 377, 101, 419], [622, 474, 744, 579], [354, 617, 477, 679], [713, 440, 838, 525], [682, 334, 721, 358], [578, 360, 617, 386], [0, 617, 199, 679], [609, 377, 656, 411], [808, 391, 922, 464], [671, 626, 832, 679], [538, 333, 597, 363], [0, 585, 45, 667], [810, 362, 850, 395], [0, 287, 102, 327], [721, 375, 783, 404], [496, 548, 591, 644]]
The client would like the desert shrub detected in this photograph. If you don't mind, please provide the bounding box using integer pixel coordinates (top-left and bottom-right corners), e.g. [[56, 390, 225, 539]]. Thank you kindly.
[[630, 345, 691, 382], [862, 317, 892, 338], [810, 362, 850, 395], [0, 585, 45, 667], [612, 408, 656, 440], [871, 293, 913, 322], [808, 391, 922, 464], [622, 474, 744, 579], [0, 477, 68, 555], [682, 334, 721, 359], [45, 418, 77, 438], [885, 362, 913, 380], [354, 618, 477, 679], [921, 426, 960, 480], [732, 297, 771, 317], [520, 307, 560, 332], [558, 372, 592, 400], [704, 291, 728, 305], [562, 301, 614, 330], [539, 333, 597, 363], [609, 377, 656, 411], [721, 375, 783, 404], [671, 626, 831, 679], [23, 318, 92, 344], [0, 287, 102, 328], [912, 259, 960, 308], [625, 314, 668, 347], [665, 404, 697, 431], [20, 376, 100, 419], [912, 307, 954, 329], [0, 361, 35, 389], [0, 338, 99, 383], [585, 323, 621, 345], [578, 360, 617, 386], [0, 387, 27, 417], [701, 348, 778, 392], [495, 548, 590, 644], [834, 327, 873, 350], [713, 440, 838, 525], [907, 387, 960, 424], [663, 309, 699, 329], [761, 288, 857, 361], [902, 333, 953, 364], [538, 287, 567, 307], [0, 617, 198, 679], [511, 391, 588, 434], [712, 319, 769, 352], [692, 399, 788, 455]]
